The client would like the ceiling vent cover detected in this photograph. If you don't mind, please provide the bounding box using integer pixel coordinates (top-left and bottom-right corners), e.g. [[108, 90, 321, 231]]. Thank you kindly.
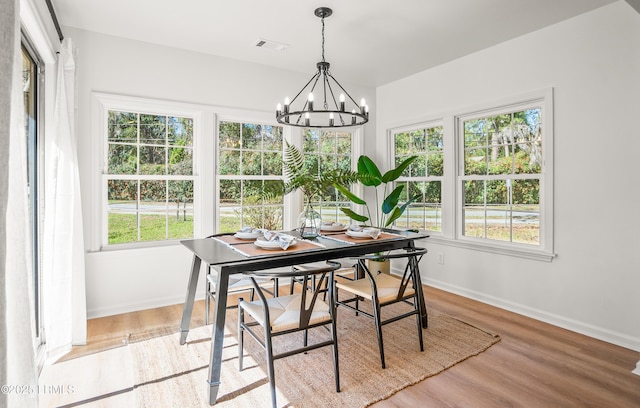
[[254, 38, 289, 51]]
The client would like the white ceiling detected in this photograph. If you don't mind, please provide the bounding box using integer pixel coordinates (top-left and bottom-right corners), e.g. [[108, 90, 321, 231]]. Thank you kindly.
[[52, 0, 617, 87]]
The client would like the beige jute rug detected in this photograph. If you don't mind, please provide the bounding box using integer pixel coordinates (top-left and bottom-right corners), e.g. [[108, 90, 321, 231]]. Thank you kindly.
[[126, 305, 499, 408]]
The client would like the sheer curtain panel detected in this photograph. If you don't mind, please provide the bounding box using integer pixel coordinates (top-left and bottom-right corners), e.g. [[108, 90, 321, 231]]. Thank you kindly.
[[42, 38, 88, 363], [2, 0, 38, 405]]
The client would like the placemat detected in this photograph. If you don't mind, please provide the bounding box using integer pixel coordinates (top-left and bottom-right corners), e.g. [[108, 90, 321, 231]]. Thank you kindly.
[[322, 231, 404, 245], [213, 234, 258, 245], [215, 236, 325, 257]]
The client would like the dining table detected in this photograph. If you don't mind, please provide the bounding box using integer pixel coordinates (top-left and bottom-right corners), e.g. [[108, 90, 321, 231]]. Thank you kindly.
[[179, 228, 429, 405]]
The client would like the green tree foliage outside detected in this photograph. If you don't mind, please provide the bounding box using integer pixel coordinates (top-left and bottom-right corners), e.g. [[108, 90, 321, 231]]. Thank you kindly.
[[107, 111, 194, 244], [218, 121, 285, 232]]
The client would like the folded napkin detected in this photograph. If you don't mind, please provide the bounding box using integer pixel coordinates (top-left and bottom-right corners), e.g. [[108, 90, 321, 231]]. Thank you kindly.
[[262, 231, 296, 249], [239, 226, 266, 234], [349, 225, 381, 239]]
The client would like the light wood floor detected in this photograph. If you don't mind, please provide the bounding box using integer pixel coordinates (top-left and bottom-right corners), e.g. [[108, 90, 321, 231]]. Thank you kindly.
[[69, 286, 640, 407]]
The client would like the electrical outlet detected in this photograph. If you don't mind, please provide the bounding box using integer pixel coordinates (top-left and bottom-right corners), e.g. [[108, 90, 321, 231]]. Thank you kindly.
[[437, 253, 445, 265]]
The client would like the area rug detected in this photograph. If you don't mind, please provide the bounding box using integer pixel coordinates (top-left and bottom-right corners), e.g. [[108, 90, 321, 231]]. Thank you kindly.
[[43, 305, 499, 408], [40, 305, 500, 408]]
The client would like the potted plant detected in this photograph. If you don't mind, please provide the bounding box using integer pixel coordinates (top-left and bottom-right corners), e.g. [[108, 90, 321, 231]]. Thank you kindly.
[[334, 154, 419, 273], [282, 141, 358, 238], [334, 154, 419, 228]]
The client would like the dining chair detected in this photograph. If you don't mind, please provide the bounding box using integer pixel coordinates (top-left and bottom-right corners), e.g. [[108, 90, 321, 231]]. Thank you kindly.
[[204, 267, 279, 324], [288, 258, 358, 297], [238, 260, 342, 408], [334, 247, 428, 369], [204, 234, 279, 325]]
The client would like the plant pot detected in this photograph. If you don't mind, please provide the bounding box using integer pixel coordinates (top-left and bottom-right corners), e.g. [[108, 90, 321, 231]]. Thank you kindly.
[[366, 258, 391, 275], [297, 204, 322, 239]]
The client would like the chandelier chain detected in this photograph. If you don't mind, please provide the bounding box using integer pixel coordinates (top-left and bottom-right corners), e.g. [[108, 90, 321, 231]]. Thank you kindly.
[[321, 16, 326, 62]]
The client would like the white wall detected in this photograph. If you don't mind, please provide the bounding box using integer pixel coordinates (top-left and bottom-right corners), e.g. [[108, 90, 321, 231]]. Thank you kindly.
[[377, 1, 640, 350], [67, 27, 375, 318]]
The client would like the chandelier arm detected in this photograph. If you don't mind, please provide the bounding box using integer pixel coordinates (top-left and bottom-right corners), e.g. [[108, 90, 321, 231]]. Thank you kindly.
[[326, 72, 362, 108], [290, 71, 322, 105], [295, 73, 323, 125], [323, 74, 347, 125]]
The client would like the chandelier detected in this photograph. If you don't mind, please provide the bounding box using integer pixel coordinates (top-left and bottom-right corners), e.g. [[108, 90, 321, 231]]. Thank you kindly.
[[276, 7, 369, 128]]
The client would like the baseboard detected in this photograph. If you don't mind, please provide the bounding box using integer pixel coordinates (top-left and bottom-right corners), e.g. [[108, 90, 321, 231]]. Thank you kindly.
[[424, 277, 640, 353], [633, 361, 640, 376], [87, 292, 207, 319]]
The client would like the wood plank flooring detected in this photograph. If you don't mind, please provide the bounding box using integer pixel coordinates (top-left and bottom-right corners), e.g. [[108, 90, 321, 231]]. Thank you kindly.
[[66, 286, 640, 407]]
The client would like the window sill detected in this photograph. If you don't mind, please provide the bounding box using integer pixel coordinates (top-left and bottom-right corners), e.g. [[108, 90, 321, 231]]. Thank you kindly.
[[93, 239, 185, 253], [422, 235, 556, 262]]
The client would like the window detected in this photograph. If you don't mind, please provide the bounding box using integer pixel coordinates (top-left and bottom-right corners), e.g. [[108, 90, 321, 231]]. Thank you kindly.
[[302, 128, 353, 223], [389, 89, 553, 260], [217, 121, 284, 232], [393, 124, 444, 232], [22, 38, 44, 340], [459, 105, 543, 246], [105, 110, 195, 245]]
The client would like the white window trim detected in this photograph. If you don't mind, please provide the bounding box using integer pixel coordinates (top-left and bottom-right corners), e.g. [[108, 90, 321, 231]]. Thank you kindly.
[[388, 119, 446, 233], [90, 92, 211, 251], [386, 88, 555, 262]]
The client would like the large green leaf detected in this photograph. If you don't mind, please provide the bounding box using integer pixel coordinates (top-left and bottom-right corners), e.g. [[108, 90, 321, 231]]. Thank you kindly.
[[382, 155, 418, 183], [357, 156, 382, 187], [384, 195, 416, 226], [334, 184, 366, 205], [381, 185, 404, 214], [385, 207, 404, 227], [339, 207, 369, 223]]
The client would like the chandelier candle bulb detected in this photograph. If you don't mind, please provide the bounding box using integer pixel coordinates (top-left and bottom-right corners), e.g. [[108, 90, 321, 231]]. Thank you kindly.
[[305, 112, 310, 126], [276, 103, 282, 117], [360, 98, 367, 115], [339, 93, 345, 111], [351, 109, 356, 125], [308, 93, 314, 111], [283, 97, 290, 114], [329, 112, 334, 126]]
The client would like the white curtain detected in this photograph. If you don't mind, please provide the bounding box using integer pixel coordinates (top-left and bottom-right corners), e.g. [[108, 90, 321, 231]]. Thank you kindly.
[[2, 0, 38, 405], [42, 38, 88, 363]]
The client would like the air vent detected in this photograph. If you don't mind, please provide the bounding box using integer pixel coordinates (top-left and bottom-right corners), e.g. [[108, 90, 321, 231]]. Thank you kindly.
[[253, 38, 289, 51]]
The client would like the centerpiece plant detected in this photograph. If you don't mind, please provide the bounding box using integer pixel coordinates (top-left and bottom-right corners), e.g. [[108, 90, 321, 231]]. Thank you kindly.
[[282, 141, 358, 238], [334, 155, 419, 229], [333, 154, 419, 272]]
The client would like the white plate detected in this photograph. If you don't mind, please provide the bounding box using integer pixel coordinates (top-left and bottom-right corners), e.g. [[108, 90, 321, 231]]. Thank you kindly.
[[254, 238, 298, 250], [345, 229, 374, 239], [320, 223, 347, 232], [234, 231, 262, 240]]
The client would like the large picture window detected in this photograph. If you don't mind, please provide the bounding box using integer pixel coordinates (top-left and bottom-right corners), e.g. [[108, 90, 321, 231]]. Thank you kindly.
[[105, 110, 194, 245], [388, 89, 553, 260], [302, 128, 353, 223], [393, 124, 444, 232], [459, 105, 542, 246], [217, 121, 284, 232]]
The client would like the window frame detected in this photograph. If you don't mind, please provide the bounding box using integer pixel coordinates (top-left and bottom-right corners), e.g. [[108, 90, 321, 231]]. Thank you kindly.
[[91, 93, 206, 251], [387, 88, 554, 261], [302, 128, 357, 224], [215, 119, 286, 233], [390, 120, 445, 233]]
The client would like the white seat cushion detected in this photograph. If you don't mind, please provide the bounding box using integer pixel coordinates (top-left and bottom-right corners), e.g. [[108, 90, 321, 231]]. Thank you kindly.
[[240, 292, 331, 333], [336, 273, 415, 304], [207, 274, 272, 293]]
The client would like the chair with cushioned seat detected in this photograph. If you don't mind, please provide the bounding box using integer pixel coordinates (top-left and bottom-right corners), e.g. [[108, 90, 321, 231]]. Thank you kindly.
[[203, 234, 279, 325], [335, 247, 428, 368], [204, 269, 278, 324], [238, 260, 342, 408]]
